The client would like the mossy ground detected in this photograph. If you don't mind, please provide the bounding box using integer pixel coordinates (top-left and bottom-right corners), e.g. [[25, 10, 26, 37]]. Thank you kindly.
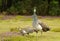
[[0, 15, 60, 41]]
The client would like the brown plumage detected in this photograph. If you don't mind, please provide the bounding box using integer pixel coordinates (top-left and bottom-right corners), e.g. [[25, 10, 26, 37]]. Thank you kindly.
[[38, 22, 50, 32]]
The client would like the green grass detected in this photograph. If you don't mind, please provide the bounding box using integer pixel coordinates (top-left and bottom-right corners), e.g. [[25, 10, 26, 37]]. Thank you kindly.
[[0, 15, 60, 41], [1, 32, 60, 41]]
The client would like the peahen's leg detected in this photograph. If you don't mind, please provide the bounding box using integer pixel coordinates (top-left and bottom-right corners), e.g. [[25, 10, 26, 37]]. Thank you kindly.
[[41, 30, 43, 36]]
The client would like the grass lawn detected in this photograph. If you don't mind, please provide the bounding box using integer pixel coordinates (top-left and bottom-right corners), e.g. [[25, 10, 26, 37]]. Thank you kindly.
[[0, 15, 60, 41]]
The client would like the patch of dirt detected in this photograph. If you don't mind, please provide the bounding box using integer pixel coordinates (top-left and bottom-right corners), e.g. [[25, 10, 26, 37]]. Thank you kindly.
[[0, 32, 22, 41], [0, 32, 21, 37], [0, 15, 16, 20]]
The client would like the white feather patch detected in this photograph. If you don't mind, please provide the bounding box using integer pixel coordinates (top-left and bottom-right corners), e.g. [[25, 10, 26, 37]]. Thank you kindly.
[[36, 24, 42, 30], [22, 30, 27, 34]]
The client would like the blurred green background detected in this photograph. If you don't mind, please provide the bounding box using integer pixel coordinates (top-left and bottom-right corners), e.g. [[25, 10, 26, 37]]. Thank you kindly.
[[0, 0, 60, 16]]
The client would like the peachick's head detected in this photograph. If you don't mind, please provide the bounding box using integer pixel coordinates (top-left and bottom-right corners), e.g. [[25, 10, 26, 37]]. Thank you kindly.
[[38, 22, 50, 32], [42, 27, 50, 32]]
